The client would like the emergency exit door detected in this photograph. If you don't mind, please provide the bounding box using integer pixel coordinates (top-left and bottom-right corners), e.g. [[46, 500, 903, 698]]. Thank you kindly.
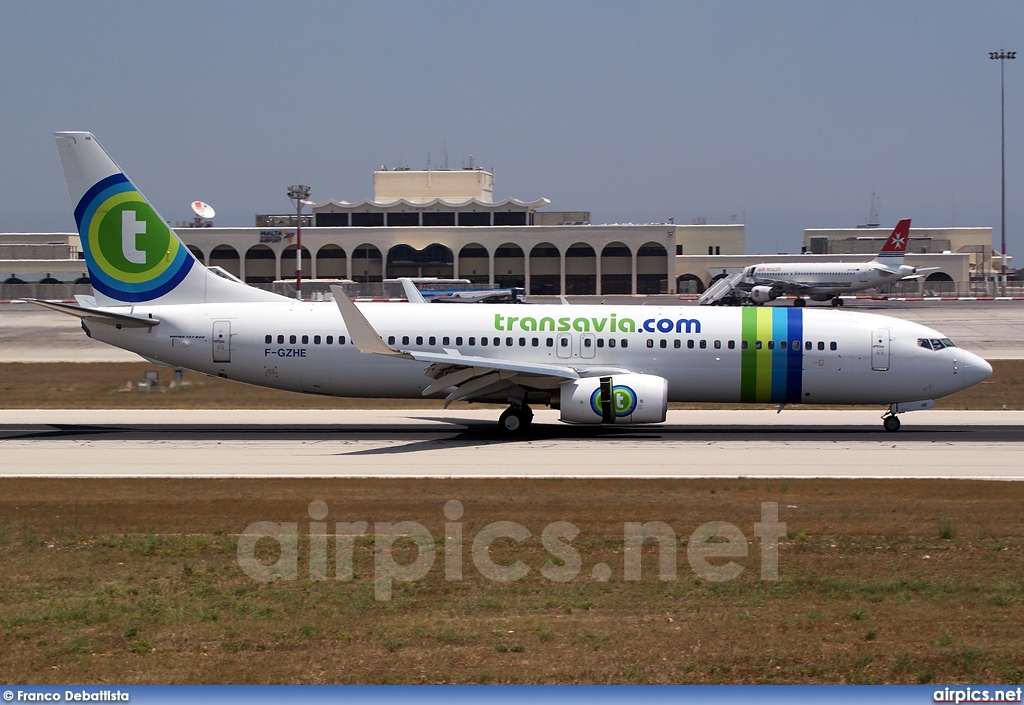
[[213, 321, 231, 363], [871, 329, 889, 371]]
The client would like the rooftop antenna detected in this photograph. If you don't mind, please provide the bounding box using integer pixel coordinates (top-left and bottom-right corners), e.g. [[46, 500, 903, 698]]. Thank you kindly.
[[190, 200, 215, 227], [866, 193, 880, 227], [443, 139, 448, 170]]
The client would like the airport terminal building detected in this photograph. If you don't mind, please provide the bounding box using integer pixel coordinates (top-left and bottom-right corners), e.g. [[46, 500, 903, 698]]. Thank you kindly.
[[172, 167, 742, 296], [0, 166, 1002, 299]]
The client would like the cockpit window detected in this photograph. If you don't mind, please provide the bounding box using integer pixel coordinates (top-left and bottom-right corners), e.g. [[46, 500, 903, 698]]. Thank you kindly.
[[919, 338, 957, 351]]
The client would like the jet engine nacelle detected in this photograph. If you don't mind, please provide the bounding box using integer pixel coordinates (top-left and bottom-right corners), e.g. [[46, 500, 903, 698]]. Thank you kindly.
[[750, 285, 779, 305], [559, 373, 668, 425]]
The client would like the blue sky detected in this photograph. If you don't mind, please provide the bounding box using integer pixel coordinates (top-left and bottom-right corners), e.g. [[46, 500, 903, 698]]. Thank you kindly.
[[2, 1, 1021, 255]]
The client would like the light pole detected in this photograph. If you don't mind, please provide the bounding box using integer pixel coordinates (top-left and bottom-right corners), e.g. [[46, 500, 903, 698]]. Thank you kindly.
[[990, 50, 1016, 292], [287, 184, 311, 300]]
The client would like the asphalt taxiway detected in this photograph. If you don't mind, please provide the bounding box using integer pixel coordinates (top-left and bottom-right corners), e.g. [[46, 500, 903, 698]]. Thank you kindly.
[[1, 409, 1021, 480]]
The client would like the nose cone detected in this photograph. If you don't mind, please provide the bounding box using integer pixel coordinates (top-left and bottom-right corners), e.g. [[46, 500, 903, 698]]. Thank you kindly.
[[961, 352, 993, 390]]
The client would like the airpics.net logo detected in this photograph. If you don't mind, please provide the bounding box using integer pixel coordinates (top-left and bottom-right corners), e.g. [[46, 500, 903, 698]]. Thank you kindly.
[[236, 500, 786, 601]]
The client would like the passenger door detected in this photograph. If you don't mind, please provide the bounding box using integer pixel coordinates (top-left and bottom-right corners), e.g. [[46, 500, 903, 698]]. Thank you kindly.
[[213, 321, 231, 363], [871, 329, 890, 371]]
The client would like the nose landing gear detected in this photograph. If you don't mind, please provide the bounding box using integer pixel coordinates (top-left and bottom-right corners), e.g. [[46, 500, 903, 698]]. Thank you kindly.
[[882, 414, 901, 432]]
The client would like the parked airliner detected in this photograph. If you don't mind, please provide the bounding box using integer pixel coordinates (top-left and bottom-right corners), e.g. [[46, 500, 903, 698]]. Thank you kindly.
[[700, 219, 937, 307], [32, 132, 992, 433]]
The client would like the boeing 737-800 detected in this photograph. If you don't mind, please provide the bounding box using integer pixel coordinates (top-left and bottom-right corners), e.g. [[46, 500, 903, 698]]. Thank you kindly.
[[32, 132, 992, 433], [700, 219, 937, 307]]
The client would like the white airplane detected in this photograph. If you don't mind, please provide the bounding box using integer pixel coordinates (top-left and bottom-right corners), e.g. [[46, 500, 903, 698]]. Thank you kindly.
[[32, 132, 992, 433], [702, 219, 936, 307]]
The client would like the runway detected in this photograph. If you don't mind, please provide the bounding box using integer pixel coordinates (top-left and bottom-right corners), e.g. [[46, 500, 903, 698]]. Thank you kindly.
[[1, 409, 1022, 479]]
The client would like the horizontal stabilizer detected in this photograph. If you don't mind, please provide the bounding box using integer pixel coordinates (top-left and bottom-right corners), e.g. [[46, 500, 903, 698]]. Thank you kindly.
[[24, 299, 159, 328]]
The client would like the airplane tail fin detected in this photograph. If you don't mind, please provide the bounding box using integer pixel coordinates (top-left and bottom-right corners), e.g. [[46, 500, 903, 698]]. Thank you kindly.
[[53, 132, 285, 306], [872, 218, 911, 266]]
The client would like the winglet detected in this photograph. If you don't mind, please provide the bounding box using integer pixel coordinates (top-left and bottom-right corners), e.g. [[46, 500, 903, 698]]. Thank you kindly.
[[330, 286, 407, 356], [399, 278, 427, 304]]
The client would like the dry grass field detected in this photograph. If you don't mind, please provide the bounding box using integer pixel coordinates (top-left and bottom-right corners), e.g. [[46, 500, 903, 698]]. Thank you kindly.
[[1, 363, 1022, 684], [0, 360, 1021, 409], [1, 478, 1023, 685]]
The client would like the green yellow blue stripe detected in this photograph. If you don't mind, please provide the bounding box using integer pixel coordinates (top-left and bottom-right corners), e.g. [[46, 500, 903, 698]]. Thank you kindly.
[[740, 308, 804, 403]]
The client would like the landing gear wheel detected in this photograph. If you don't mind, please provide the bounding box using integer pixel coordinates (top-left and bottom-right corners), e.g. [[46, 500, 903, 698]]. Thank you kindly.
[[793, 297, 806, 308], [831, 297, 844, 308], [499, 405, 533, 435], [883, 415, 901, 432]]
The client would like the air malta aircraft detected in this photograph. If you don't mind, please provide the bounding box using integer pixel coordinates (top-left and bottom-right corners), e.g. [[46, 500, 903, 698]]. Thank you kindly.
[[32, 132, 991, 434], [700, 219, 937, 307]]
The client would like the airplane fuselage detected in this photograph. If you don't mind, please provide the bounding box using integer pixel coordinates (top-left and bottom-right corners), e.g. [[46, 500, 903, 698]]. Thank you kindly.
[[83, 301, 987, 407], [747, 262, 901, 296]]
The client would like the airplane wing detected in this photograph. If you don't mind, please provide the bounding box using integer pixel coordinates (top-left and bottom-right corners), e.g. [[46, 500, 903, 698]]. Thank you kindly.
[[330, 286, 617, 406]]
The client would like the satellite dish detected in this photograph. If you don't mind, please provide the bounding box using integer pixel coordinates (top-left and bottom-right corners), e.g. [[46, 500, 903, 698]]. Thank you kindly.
[[191, 201, 216, 219]]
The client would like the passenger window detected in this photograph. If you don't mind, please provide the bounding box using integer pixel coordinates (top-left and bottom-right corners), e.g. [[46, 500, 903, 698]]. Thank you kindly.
[[805, 341, 812, 351], [560, 338, 569, 347], [469, 337, 476, 346], [416, 336, 423, 345], [585, 338, 593, 348], [290, 335, 297, 344], [728, 340, 735, 349], [506, 337, 513, 347], [265, 335, 272, 344], [326, 336, 333, 345], [755, 341, 762, 350], [402, 336, 410, 345], [741, 340, 748, 350], [791, 340, 799, 350], [647, 339, 654, 348], [780, 340, 787, 350], [278, 335, 284, 344], [480, 337, 487, 347], [817, 341, 825, 351], [456, 337, 463, 346], [714, 340, 721, 349], [687, 339, 695, 349], [608, 338, 616, 348], [621, 339, 628, 348], [699, 340, 707, 349], [429, 336, 436, 346], [302, 335, 309, 345], [598, 339, 605, 348], [443, 336, 450, 346], [519, 337, 526, 346], [339, 336, 346, 345], [388, 336, 395, 345], [532, 337, 539, 347], [830, 342, 838, 351], [314, 335, 321, 344], [767, 340, 774, 350], [674, 339, 681, 349], [547, 338, 554, 347]]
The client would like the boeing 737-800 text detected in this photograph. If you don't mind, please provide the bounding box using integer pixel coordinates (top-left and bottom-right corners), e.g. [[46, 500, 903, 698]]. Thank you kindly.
[[32, 132, 992, 433]]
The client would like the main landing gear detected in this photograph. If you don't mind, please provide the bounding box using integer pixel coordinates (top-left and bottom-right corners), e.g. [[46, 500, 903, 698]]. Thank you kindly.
[[498, 404, 534, 435], [830, 296, 844, 308], [793, 297, 806, 308]]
